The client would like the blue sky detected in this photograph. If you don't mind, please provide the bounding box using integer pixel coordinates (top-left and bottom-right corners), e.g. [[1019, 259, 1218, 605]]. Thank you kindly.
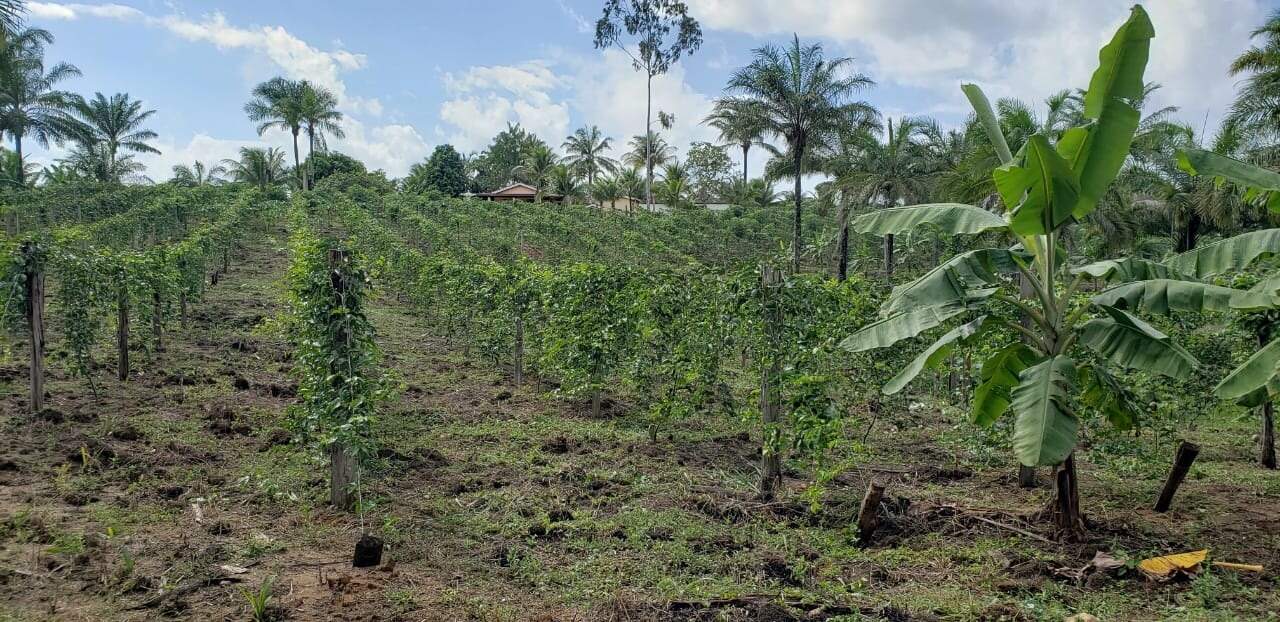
[[21, 0, 1276, 182]]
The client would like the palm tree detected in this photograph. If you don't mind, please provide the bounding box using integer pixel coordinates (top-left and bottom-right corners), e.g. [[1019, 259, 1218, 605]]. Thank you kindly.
[[39, 162, 85, 186], [548, 163, 583, 203], [298, 81, 343, 188], [655, 160, 691, 207], [0, 146, 36, 188], [0, 27, 79, 185], [590, 175, 622, 209], [726, 35, 877, 271], [624, 132, 673, 205], [704, 98, 771, 183], [0, 0, 24, 35], [59, 142, 147, 183], [64, 92, 160, 174], [245, 77, 306, 189], [513, 144, 558, 203], [615, 167, 645, 210], [223, 146, 288, 189], [835, 117, 938, 282], [171, 161, 226, 187], [1228, 10, 1280, 141], [562, 125, 616, 187]]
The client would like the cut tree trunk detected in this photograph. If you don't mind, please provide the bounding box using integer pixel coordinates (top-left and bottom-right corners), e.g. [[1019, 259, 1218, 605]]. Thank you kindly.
[[591, 390, 602, 418], [856, 481, 886, 546], [1018, 465, 1037, 488], [1048, 454, 1083, 538], [1154, 441, 1200, 512]]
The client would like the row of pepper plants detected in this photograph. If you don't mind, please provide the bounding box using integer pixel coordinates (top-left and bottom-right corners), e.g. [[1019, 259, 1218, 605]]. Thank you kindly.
[[0, 186, 278, 408]]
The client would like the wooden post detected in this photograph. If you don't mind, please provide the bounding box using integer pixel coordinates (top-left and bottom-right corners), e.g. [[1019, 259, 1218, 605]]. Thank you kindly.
[[513, 312, 524, 387], [326, 249, 356, 510], [117, 283, 129, 381], [857, 481, 886, 545], [758, 265, 783, 499], [1154, 441, 1200, 512], [329, 443, 356, 510], [1260, 327, 1276, 469], [222, 245, 229, 273], [591, 390, 602, 418], [152, 291, 164, 352], [179, 291, 188, 329], [24, 244, 44, 414]]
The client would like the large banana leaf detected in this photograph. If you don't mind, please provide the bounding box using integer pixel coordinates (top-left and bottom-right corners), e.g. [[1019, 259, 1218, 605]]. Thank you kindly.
[[884, 248, 1024, 315], [851, 204, 1007, 236], [1092, 279, 1237, 315], [883, 316, 987, 395], [1231, 273, 1280, 312], [1215, 337, 1280, 402], [1057, 6, 1152, 220], [962, 84, 1013, 166], [1078, 306, 1198, 379], [1079, 363, 1140, 430], [1178, 148, 1280, 213], [839, 303, 969, 353], [1073, 257, 1196, 283], [972, 343, 1039, 426], [1167, 229, 1280, 278], [1011, 355, 1079, 467], [995, 134, 1081, 236]]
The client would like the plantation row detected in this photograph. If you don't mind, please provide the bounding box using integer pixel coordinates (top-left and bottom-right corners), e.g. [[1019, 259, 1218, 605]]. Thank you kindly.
[[0, 187, 278, 410]]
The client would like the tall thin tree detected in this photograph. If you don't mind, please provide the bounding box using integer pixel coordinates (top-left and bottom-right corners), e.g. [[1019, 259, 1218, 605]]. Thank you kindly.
[[245, 77, 306, 190]]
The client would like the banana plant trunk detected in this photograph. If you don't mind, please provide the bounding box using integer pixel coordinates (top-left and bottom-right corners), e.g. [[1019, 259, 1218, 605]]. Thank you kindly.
[[1049, 454, 1084, 537], [883, 234, 895, 284], [836, 199, 850, 282], [1261, 326, 1277, 469]]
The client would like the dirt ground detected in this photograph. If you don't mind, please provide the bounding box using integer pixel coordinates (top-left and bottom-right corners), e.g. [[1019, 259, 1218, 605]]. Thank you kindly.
[[1, 233, 1278, 621]]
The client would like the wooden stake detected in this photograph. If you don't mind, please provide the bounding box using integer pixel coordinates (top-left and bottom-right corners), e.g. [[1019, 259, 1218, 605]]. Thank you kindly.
[[152, 291, 164, 352], [758, 264, 783, 499], [25, 244, 44, 414], [329, 443, 356, 510], [117, 284, 129, 381], [857, 481, 886, 545], [1154, 441, 1200, 512], [513, 312, 524, 387]]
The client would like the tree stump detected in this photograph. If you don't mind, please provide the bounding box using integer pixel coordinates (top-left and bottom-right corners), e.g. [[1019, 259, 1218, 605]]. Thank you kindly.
[[857, 481, 886, 546]]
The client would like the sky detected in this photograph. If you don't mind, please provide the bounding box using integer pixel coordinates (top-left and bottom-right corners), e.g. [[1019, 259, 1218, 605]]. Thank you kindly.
[[18, 0, 1276, 184]]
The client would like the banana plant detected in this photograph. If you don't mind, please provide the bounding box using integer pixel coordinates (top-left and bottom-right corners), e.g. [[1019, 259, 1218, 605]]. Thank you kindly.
[[841, 6, 1173, 535], [1110, 150, 1280, 468]]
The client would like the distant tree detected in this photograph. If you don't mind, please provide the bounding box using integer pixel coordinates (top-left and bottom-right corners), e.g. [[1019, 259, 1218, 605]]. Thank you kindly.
[[655, 160, 691, 207], [59, 142, 147, 183], [726, 177, 778, 207], [684, 141, 733, 202], [0, 0, 24, 35], [171, 160, 226, 186], [39, 162, 86, 186], [0, 27, 80, 185], [298, 80, 344, 188], [562, 125, 617, 186], [616, 167, 645, 204], [473, 123, 546, 191], [64, 92, 161, 178], [245, 77, 306, 189], [549, 163, 584, 203], [1228, 10, 1280, 143], [0, 146, 36, 188], [726, 35, 876, 271], [590, 175, 623, 208], [223, 146, 288, 189], [306, 150, 365, 185], [405, 144, 469, 195], [704, 98, 770, 183], [624, 131, 673, 198], [594, 0, 702, 209], [513, 144, 558, 202]]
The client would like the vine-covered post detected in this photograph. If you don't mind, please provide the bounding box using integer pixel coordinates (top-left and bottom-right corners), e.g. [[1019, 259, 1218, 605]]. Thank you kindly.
[[117, 274, 130, 381], [23, 242, 44, 413], [758, 264, 783, 499], [327, 248, 358, 510], [152, 290, 164, 352], [513, 310, 524, 387]]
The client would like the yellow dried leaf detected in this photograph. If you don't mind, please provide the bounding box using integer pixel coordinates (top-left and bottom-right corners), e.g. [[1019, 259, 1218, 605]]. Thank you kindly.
[[1139, 549, 1208, 579]]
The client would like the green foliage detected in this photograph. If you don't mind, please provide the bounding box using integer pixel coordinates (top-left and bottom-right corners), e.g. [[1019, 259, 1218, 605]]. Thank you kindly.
[[404, 145, 469, 196], [306, 151, 366, 185]]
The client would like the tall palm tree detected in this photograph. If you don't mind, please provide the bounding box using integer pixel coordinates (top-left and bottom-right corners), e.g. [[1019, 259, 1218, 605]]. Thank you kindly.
[[0, 27, 79, 185], [59, 142, 147, 183], [298, 80, 343, 188], [65, 92, 160, 174], [222, 146, 287, 190], [513, 144, 558, 203], [245, 77, 306, 189], [562, 125, 616, 187], [0, 0, 24, 35], [0, 146, 36, 187], [171, 161, 226, 187], [834, 117, 937, 282], [726, 35, 877, 271], [39, 162, 85, 186], [1228, 10, 1280, 141], [704, 98, 771, 183], [624, 132, 673, 204]]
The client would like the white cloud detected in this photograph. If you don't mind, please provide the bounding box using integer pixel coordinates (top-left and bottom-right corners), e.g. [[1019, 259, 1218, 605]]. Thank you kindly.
[[437, 62, 572, 151], [687, 0, 1262, 130], [28, 2, 141, 20], [332, 117, 429, 176], [136, 133, 279, 181]]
